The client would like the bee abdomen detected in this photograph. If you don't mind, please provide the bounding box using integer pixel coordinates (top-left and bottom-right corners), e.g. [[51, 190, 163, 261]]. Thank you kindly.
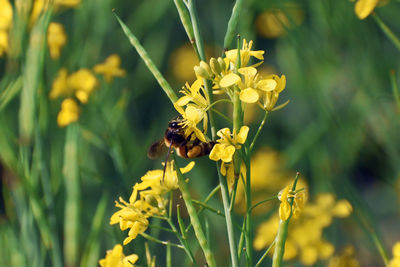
[[186, 141, 216, 158]]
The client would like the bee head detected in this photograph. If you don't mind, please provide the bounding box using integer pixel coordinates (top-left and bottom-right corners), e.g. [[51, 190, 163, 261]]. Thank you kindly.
[[168, 116, 184, 129]]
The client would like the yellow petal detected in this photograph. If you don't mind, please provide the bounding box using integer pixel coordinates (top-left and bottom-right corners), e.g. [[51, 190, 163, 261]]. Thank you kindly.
[[217, 128, 231, 139], [393, 242, 400, 258], [219, 73, 241, 88], [176, 95, 191, 106], [220, 145, 236, 162], [332, 200, 352, 217], [257, 78, 277, 91], [238, 67, 257, 77], [220, 162, 227, 176], [209, 144, 223, 161], [279, 201, 291, 221], [240, 88, 259, 103], [180, 161, 195, 174], [190, 78, 203, 93], [236, 126, 249, 144], [355, 0, 379, 19]]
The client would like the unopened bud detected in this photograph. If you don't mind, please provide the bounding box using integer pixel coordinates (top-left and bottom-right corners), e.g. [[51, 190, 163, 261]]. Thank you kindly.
[[217, 57, 226, 71], [200, 61, 212, 75], [209, 57, 222, 74], [194, 65, 210, 79]]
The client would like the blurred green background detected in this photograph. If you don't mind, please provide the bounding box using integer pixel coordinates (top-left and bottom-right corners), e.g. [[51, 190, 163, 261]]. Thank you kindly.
[[1, 0, 400, 266]]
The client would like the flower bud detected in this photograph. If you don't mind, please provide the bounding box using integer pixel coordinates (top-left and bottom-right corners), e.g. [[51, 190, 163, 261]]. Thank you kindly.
[[194, 65, 210, 79], [209, 57, 222, 75], [217, 57, 226, 71]]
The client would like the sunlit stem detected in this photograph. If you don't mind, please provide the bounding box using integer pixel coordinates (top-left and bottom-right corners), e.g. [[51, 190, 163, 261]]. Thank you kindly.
[[249, 111, 269, 154], [272, 172, 300, 267]]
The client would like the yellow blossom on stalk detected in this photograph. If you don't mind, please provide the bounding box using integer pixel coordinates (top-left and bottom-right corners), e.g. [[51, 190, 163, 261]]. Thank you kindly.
[[209, 126, 249, 163], [174, 105, 207, 142], [389, 242, 400, 267], [99, 244, 138, 267], [50, 68, 70, 99], [111, 161, 195, 245], [47, 22, 67, 59], [57, 98, 79, 127], [328, 246, 360, 267], [262, 74, 288, 111], [110, 197, 150, 245], [68, 69, 98, 103], [354, 0, 389, 19], [225, 39, 264, 67], [93, 54, 126, 83], [175, 79, 209, 136], [237, 66, 277, 103], [278, 185, 306, 221], [254, 193, 352, 265]]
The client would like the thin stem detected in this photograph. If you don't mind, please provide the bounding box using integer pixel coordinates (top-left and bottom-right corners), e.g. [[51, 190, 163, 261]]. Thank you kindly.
[[372, 13, 400, 52], [255, 240, 276, 267], [192, 199, 224, 216], [113, 12, 178, 104], [140, 233, 183, 249], [185, 185, 221, 233], [390, 70, 400, 110], [174, 157, 216, 267], [250, 196, 278, 212], [211, 108, 232, 123], [205, 98, 233, 111], [272, 172, 300, 267], [249, 111, 269, 154]]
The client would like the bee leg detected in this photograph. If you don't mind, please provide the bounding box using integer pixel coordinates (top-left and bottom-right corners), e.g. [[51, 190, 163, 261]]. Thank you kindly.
[[187, 145, 202, 158]]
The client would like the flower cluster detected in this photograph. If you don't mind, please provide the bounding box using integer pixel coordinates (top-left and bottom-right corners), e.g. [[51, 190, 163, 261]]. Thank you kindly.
[[50, 54, 125, 127], [328, 246, 360, 267], [110, 161, 194, 245], [0, 0, 13, 57], [99, 244, 139, 267], [254, 193, 352, 266]]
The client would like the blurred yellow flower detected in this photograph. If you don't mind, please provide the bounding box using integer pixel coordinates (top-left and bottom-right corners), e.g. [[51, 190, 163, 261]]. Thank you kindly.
[[47, 22, 67, 59], [0, 0, 13, 30], [255, 3, 304, 39], [209, 126, 249, 163], [99, 244, 138, 267], [50, 68, 70, 99], [68, 69, 98, 103], [93, 54, 126, 83], [225, 39, 264, 67], [254, 193, 352, 265], [328, 246, 360, 267], [0, 31, 9, 57], [169, 44, 199, 83], [354, 0, 389, 19], [31, 0, 81, 25], [389, 242, 400, 267], [57, 98, 79, 127]]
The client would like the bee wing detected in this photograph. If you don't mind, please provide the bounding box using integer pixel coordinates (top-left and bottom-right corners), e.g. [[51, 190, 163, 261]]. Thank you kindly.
[[147, 139, 167, 160]]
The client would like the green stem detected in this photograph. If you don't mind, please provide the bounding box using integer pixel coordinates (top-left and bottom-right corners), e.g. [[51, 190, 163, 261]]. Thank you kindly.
[[272, 172, 300, 267], [192, 199, 224, 216], [249, 111, 269, 154], [204, 98, 233, 111], [372, 13, 400, 52], [255, 240, 276, 267], [250, 195, 278, 212], [186, 2, 239, 266], [223, 0, 246, 49], [174, 157, 216, 267], [390, 70, 400, 110], [140, 233, 184, 249], [113, 12, 178, 104]]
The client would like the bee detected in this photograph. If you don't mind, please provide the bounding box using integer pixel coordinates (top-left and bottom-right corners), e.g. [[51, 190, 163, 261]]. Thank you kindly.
[[147, 116, 215, 160]]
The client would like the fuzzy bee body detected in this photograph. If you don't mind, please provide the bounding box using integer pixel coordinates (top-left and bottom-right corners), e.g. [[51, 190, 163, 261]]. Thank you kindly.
[[148, 116, 215, 159]]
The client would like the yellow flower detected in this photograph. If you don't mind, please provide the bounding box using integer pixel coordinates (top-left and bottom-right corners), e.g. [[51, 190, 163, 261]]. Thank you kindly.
[[0, 0, 13, 31], [278, 185, 306, 221], [255, 3, 304, 39], [174, 105, 207, 142], [389, 242, 400, 267], [355, 0, 379, 19], [262, 74, 288, 111], [68, 69, 98, 103], [328, 246, 360, 267], [31, 0, 81, 25], [57, 98, 79, 127], [209, 126, 249, 163], [93, 54, 126, 83], [110, 197, 150, 245], [175, 79, 209, 138], [99, 244, 139, 267], [50, 68, 70, 99], [0, 30, 9, 57], [169, 44, 199, 83], [225, 39, 264, 67], [47, 22, 67, 59], [238, 67, 277, 104]]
